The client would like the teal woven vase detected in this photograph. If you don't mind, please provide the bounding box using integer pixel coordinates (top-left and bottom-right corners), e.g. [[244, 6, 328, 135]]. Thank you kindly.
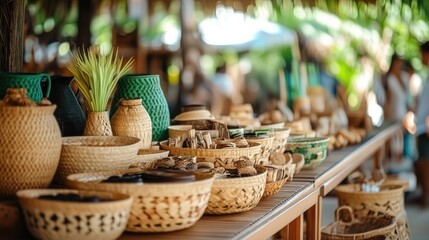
[[110, 75, 170, 141], [0, 72, 51, 102]]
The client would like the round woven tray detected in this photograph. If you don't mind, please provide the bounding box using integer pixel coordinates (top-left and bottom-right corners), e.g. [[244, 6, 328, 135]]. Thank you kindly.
[[17, 189, 132, 240], [55, 136, 141, 184], [262, 176, 289, 199], [160, 141, 261, 169], [205, 165, 267, 215], [67, 169, 215, 233]]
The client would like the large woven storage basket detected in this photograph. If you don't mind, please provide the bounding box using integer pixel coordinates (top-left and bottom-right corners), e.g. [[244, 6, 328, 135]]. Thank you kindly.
[[0, 103, 61, 199], [160, 141, 261, 169], [55, 136, 141, 184], [335, 184, 410, 240], [67, 169, 215, 232], [17, 189, 132, 240], [322, 206, 398, 240], [206, 165, 267, 214]]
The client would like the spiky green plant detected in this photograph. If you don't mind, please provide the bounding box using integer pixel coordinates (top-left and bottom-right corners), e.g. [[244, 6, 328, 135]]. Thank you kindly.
[[67, 46, 133, 112]]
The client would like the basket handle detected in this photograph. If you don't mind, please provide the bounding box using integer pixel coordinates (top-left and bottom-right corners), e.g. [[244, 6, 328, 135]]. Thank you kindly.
[[335, 206, 355, 225]]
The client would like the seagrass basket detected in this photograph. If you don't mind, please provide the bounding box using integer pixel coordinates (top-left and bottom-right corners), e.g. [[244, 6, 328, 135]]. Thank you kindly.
[[271, 128, 291, 154], [205, 165, 267, 214], [55, 136, 141, 184], [129, 149, 170, 169], [322, 206, 398, 240], [160, 141, 261, 169], [67, 169, 215, 232], [246, 136, 274, 165], [335, 184, 410, 240], [17, 189, 132, 240], [262, 176, 289, 199]]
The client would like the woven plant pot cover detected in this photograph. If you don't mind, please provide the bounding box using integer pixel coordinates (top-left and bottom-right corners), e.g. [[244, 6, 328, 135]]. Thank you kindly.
[[335, 184, 410, 240], [110, 75, 170, 141], [0, 72, 51, 102], [67, 169, 215, 233], [0, 103, 61, 200]]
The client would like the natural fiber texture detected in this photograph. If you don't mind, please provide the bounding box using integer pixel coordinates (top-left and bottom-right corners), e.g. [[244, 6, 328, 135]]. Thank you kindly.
[[55, 136, 141, 184], [17, 189, 132, 240], [285, 137, 329, 169], [67, 169, 215, 233], [205, 165, 267, 215], [246, 136, 274, 165], [83, 111, 113, 136], [262, 176, 289, 199], [160, 141, 262, 169], [335, 184, 410, 240], [0, 103, 61, 200], [322, 206, 398, 240], [110, 75, 170, 141], [129, 149, 170, 169], [0, 72, 51, 102], [272, 128, 291, 154], [111, 98, 152, 149]]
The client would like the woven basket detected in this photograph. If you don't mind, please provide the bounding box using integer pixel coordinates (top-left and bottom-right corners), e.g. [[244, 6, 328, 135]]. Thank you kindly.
[[262, 176, 289, 199], [160, 141, 262, 169], [168, 125, 220, 140], [205, 165, 267, 215], [321, 206, 398, 240], [17, 189, 132, 240], [67, 169, 215, 233], [83, 111, 113, 136], [55, 136, 141, 184], [0, 103, 62, 200], [285, 137, 329, 169], [129, 149, 170, 169], [271, 128, 291, 154], [111, 98, 152, 149], [246, 136, 274, 165], [335, 184, 410, 240]]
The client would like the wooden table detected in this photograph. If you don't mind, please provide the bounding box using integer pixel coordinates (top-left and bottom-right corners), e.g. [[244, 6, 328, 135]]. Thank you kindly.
[[120, 122, 402, 240]]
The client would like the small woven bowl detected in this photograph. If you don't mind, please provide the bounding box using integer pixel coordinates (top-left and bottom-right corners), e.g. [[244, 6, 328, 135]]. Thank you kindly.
[[160, 141, 261, 169], [67, 169, 215, 233], [262, 176, 289, 199], [129, 149, 170, 169], [285, 137, 329, 169], [205, 165, 267, 215], [17, 189, 132, 240], [271, 128, 291, 154], [55, 136, 141, 184]]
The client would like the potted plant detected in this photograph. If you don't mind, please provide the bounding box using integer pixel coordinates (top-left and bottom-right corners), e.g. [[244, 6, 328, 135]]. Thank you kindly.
[[67, 46, 133, 136]]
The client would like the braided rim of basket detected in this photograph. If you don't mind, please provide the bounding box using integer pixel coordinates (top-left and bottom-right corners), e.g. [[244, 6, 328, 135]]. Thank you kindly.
[[159, 140, 262, 158], [62, 135, 142, 149]]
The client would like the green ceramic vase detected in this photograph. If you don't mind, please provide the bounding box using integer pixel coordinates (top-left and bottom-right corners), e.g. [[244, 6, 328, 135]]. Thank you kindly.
[[0, 72, 51, 102], [110, 74, 170, 141]]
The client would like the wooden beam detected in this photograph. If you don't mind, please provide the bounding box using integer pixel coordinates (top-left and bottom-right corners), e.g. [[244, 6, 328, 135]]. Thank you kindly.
[[0, 0, 25, 72]]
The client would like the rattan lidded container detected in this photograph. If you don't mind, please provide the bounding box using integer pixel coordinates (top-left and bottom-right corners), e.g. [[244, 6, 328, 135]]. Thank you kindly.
[[55, 136, 141, 184], [66, 169, 215, 233], [17, 189, 132, 240]]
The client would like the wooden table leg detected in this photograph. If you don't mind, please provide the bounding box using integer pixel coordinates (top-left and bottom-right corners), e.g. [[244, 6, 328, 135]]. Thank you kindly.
[[306, 196, 322, 240], [280, 214, 303, 240]]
